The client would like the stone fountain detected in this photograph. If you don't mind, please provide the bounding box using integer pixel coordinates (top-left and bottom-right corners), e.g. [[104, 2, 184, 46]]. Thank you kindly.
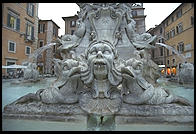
[[178, 62, 194, 84], [156, 43, 194, 85], [3, 3, 194, 130], [22, 62, 39, 81]]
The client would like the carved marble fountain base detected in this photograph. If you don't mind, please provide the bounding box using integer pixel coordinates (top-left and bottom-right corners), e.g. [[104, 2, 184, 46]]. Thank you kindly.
[[3, 99, 194, 125]]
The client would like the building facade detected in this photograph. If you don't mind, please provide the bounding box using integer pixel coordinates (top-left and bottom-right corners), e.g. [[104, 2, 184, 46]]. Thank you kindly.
[[131, 3, 146, 34], [62, 3, 146, 35], [62, 15, 79, 35], [148, 3, 194, 76], [2, 3, 39, 76], [164, 3, 194, 74], [37, 20, 60, 74], [147, 23, 166, 66]]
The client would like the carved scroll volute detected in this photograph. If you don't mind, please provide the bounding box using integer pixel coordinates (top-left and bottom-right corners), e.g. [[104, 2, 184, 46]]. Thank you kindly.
[[88, 7, 122, 46]]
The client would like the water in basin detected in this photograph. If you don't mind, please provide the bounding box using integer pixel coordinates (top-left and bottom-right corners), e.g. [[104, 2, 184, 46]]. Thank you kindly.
[[2, 77, 194, 131]]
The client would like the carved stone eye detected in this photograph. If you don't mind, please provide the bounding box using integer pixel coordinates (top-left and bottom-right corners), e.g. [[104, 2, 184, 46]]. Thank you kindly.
[[103, 50, 110, 54], [91, 51, 97, 55], [65, 37, 71, 41]]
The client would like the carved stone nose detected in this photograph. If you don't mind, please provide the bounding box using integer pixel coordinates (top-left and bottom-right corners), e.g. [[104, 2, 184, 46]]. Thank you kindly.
[[97, 51, 103, 58]]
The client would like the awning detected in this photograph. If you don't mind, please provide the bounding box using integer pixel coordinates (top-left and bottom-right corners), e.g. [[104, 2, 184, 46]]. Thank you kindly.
[[2, 64, 27, 69], [158, 65, 165, 68]]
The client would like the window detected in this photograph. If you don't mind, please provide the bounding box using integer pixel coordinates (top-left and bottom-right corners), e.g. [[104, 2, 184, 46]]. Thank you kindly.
[[171, 16, 174, 22], [167, 49, 169, 56], [6, 60, 16, 74], [176, 23, 183, 34], [171, 28, 175, 38], [27, 3, 34, 17], [191, 16, 194, 25], [178, 42, 184, 53], [25, 46, 31, 55], [8, 41, 16, 53], [176, 9, 182, 19], [53, 27, 55, 36], [53, 27, 57, 37], [172, 59, 175, 64], [26, 21, 34, 41], [71, 30, 75, 35], [39, 40, 44, 47], [132, 3, 142, 7], [169, 31, 172, 38], [166, 32, 170, 40], [172, 45, 175, 55], [178, 23, 183, 33], [176, 26, 178, 34], [185, 44, 192, 51], [132, 10, 137, 17], [7, 10, 20, 31], [70, 20, 76, 27], [167, 60, 169, 65], [185, 52, 192, 58], [160, 27, 162, 34], [160, 47, 163, 56], [165, 20, 168, 27], [38, 23, 45, 33]]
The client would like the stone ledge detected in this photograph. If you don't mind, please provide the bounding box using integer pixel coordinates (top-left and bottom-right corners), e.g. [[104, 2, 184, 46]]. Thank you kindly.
[[116, 103, 194, 116], [3, 113, 87, 123], [115, 103, 194, 124], [3, 101, 86, 116], [115, 115, 194, 124], [3, 100, 194, 124]]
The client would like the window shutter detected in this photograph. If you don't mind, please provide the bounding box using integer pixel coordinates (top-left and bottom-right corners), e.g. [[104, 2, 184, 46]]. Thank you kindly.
[[31, 26, 34, 40], [43, 24, 45, 32], [182, 44, 184, 52], [176, 26, 178, 34], [16, 18, 20, 31], [32, 5, 34, 17], [38, 24, 40, 33], [7, 14, 11, 27], [191, 16, 194, 25], [27, 3, 29, 15], [25, 23, 28, 37]]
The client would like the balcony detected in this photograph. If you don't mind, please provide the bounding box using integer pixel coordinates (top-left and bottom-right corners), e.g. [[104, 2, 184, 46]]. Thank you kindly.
[[25, 35, 34, 42]]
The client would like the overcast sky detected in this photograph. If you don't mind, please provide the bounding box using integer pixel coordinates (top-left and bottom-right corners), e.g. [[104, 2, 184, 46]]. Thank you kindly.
[[38, 3, 181, 36]]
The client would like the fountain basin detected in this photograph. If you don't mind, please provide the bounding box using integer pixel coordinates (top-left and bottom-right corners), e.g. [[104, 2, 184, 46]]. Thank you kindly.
[[3, 100, 194, 124], [2, 78, 194, 131]]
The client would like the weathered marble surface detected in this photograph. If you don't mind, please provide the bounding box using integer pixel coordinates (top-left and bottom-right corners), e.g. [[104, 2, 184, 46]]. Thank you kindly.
[[178, 62, 194, 84], [3, 3, 194, 124], [3, 100, 194, 124], [23, 62, 39, 81], [3, 101, 86, 122]]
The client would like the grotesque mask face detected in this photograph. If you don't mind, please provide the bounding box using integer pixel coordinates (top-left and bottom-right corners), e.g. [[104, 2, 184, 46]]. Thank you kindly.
[[87, 42, 115, 80]]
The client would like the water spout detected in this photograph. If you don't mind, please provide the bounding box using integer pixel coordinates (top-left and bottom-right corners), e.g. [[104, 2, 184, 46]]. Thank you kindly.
[[28, 43, 57, 61], [156, 43, 186, 63]]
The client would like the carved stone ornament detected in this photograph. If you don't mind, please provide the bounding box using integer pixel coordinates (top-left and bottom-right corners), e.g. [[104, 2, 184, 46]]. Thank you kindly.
[[3, 3, 194, 124]]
